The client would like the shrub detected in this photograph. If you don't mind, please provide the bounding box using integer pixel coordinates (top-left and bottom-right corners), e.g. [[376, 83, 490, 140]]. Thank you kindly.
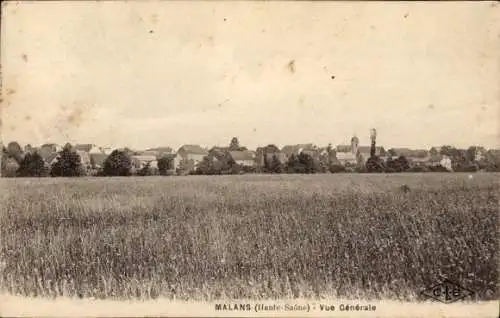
[[329, 164, 346, 173]]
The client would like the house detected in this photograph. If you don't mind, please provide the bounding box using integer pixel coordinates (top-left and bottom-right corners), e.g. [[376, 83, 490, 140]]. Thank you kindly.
[[46, 152, 60, 168], [336, 145, 352, 153], [145, 147, 173, 158], [467, 147, 488, 162], [136, 150, 159, 157], [39, 143, 63, 152], [256, 145, 287, 168], [130, 155, 158, 169], [208, 147, 231, 162], [357, 146, 386, 164], [314, 145, 338, 167], [174, 144, 209, 173], [335, 152, 358, 166], [389, 148, 431, 165], [334, 135, 386, 166], [317, 146, 332, 157], [228, 150, 256, 167], [111, 147, 137, 157], [486, 149, 500, 167], [429, 147, 442, 156], [427, 150, 456, 169], [89, 153, 108, 169], [281, 144, 317, 160], [38, 143, 63, 163], [24, 144, 35, 154], [335, 136, 360, 166], [100, 147, 115, 155], [74, 144, 101, 154], [390, 148, 426, 158], [440, 155, 453, 171], [428, 154, 443, 167], [77, 150, 91, 168], [158, 153, 178, 174]]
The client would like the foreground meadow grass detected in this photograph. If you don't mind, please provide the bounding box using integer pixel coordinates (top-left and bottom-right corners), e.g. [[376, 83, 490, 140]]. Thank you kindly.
[[0, 173, 498, 301]]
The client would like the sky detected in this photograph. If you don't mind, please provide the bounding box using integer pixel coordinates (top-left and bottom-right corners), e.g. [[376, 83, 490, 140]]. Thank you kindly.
[[1, 1, 499, 151]]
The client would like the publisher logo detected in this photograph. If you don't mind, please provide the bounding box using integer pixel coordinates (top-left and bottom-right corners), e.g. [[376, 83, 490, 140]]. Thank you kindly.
[[421, 279, 474, 304]]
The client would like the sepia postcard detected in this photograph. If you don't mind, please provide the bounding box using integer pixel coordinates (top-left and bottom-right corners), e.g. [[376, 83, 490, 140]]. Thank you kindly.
[[1, 1, 499, 317]]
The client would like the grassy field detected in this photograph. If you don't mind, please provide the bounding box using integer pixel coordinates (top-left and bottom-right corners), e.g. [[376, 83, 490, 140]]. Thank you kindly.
[[0, 173, 498, 301]]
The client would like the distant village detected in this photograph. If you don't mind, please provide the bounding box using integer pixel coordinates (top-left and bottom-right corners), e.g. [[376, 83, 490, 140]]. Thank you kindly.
[[1, 130, 500, 177]]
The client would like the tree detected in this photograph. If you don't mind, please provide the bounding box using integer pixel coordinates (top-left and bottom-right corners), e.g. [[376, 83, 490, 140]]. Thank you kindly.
[[50, 147, 84, 177], [286, 153, 317, 174], [429, 147, 439, 156], [326, 143, 335, 163], [466, 146, 477, 163], [158, 156, 174, 175], [379, 147, 387, 157], [17, 152, 48, 177], [466, 146, 487, 169], [176, 157, 194, 175], [102, 150, 132, 176], [90, 155, 96, 169], [395, 155, 410, 171], [317, 154, 329, 173], [286, 153, 301, 173], [365, 156, 385, 173], [387, 148, 397, 157], [485, 150, 500, 172], [261, 145, 280, 172], [269, 154, 283, 173], [195, 155, 233, 175], [385, 157, 397, 173], [7, 141, 23, 164], [299, 152, 317, 173], [229, 137, 240, 150], [24, 144, 34, 154], [2, 147, 20, 178], [225, 156, 241, 174], [195, 156, 217, 175], [439, 145, 461, 162]]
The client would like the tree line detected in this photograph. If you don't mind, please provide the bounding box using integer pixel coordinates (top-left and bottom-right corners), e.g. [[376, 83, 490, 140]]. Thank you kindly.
[[1, 143, 170, 177], [2, 141, 500, 178]]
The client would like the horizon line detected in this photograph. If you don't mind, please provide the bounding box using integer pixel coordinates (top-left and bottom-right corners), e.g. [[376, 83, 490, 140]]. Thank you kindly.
[[1, 139, 498, 152]]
